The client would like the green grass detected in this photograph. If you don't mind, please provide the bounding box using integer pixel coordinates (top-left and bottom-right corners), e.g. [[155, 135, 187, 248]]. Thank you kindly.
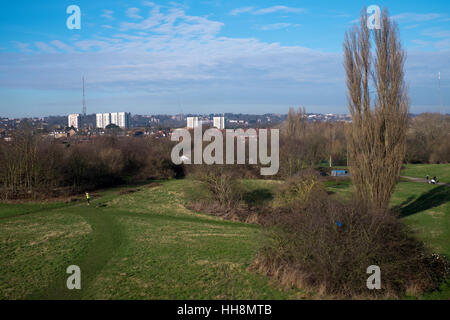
[[391, 182, 450, 258], [1, 169, 448, 300], [0, 202, 69, 219], [0, 180, 300, 300], [402, 164, 450, 183]]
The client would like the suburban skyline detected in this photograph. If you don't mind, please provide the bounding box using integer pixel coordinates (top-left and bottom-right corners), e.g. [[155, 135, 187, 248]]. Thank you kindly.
[[0, 0, 449, 117]]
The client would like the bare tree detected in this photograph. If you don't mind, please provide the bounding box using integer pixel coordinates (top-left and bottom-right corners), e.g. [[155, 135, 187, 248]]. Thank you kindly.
[[286, 107, 307, 139], [344, 8, 409, 210]]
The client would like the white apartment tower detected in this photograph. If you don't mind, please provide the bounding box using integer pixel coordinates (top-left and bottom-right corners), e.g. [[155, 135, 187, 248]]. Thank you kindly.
[[111, 112, 131, 129], [96, 113, 111, 129], [95, 113, 103, 128], [186, 117, 200, 129], [96, 112, 131, 129], [213, 116, 225, 129], [102, 113, 111, 128], [68, 114, 81, 129]]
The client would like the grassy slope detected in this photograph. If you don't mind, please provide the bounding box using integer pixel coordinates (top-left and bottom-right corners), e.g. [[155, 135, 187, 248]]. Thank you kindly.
[[1, 166, 448, 300], [0, 181, 299, 300], [402, 164, 450, 183]]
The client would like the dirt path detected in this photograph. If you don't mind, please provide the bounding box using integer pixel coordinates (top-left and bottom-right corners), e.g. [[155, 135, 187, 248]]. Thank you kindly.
[[401, 176, 449, 186]]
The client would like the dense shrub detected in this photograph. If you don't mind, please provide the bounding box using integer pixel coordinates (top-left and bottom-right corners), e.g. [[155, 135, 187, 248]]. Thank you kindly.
[[195, 165, 243, 209], [0, 133, 184, 199], [273, 170, 327, 210], [253, 198, 449, 298]]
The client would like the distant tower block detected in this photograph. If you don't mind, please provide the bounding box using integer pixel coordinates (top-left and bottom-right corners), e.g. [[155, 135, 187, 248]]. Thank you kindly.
[[213, 116, 225, 129], [82, 76, 86, 116], [96, 112, 131, 129], [186, 117, 200, 129], [68, 114, 81, 129], [438, 72, 442, 114]]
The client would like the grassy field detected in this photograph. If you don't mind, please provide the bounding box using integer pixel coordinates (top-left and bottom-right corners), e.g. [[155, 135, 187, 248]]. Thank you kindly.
[[401, 164, 450, 183], [0, 181, 300, 300], [0, 165, 448, 300]]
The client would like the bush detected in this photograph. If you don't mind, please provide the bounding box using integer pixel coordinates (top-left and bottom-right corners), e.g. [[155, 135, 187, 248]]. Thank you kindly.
[[0, 133, 184, 199], [196, 166, 243, 210], [253, 199, 449, 298], [273, 170, 327, 210]]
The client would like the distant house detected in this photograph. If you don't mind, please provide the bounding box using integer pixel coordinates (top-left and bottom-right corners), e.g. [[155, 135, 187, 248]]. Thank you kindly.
[[331, 169, 350, 177], [66, 127, 77, 137]]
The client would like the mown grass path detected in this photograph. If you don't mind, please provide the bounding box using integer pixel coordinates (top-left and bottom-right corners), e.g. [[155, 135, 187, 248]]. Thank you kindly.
[[401, 176, 449, 186], [26, 205, 125, 299], [1, 182, 298, 300], [1, 173, 448, 300]]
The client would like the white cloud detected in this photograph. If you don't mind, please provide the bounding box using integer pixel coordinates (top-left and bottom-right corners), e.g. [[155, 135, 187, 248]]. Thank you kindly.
[[258, 23, 301, 31], [127, 8, 143, 19], [253, 6, 305, 15], [50, 40, 74, 53], [11, 41, 32, 52], [34, 42, 57, 53], [2, 5, 449, 114], [230, 6, 254, 16], [391, 13, 444, 22], [411, 39, 432, 47], [422, 29, 450, 38], [230, 5, 305, 16], [412, 29, 450, 50], [120, 6, 223, 38], [101, 9, 114, 20]]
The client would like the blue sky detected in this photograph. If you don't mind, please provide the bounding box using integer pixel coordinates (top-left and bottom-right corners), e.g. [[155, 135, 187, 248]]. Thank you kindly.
[[0, 0, 449, 117]]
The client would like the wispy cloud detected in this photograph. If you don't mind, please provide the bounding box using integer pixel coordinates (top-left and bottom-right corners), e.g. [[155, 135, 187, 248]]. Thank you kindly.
[[120, 6, 223, 37], [254, 6, 305, 15], [50, 40, 75, 53], [2, 4, 449, 115], [34, 42, 58, 53], [422, 29, 450, 38], [230, 5, 305, 16], [126, 8, 143, 19], [391, 12, 444, 22], [101, 9, 114, 20], [258, 23, 301, 31], [230, 6, 254, 16], [11, 41, 32, 52]]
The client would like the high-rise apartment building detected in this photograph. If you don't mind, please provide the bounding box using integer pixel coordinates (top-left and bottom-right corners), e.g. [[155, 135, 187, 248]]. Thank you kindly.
[[95, 113, 103, 128], [68, 114, 81, 129], [96, 112, 131, 129], [112, 112, 131, 129], [213, 116, 225, 129], [102, 113, 111, 128], [96, 113, 111, 128], [186, 117, 200, 129]]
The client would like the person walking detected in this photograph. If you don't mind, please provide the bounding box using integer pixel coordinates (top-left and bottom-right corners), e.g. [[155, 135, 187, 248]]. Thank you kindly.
[[85, 192, 90, 206]]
